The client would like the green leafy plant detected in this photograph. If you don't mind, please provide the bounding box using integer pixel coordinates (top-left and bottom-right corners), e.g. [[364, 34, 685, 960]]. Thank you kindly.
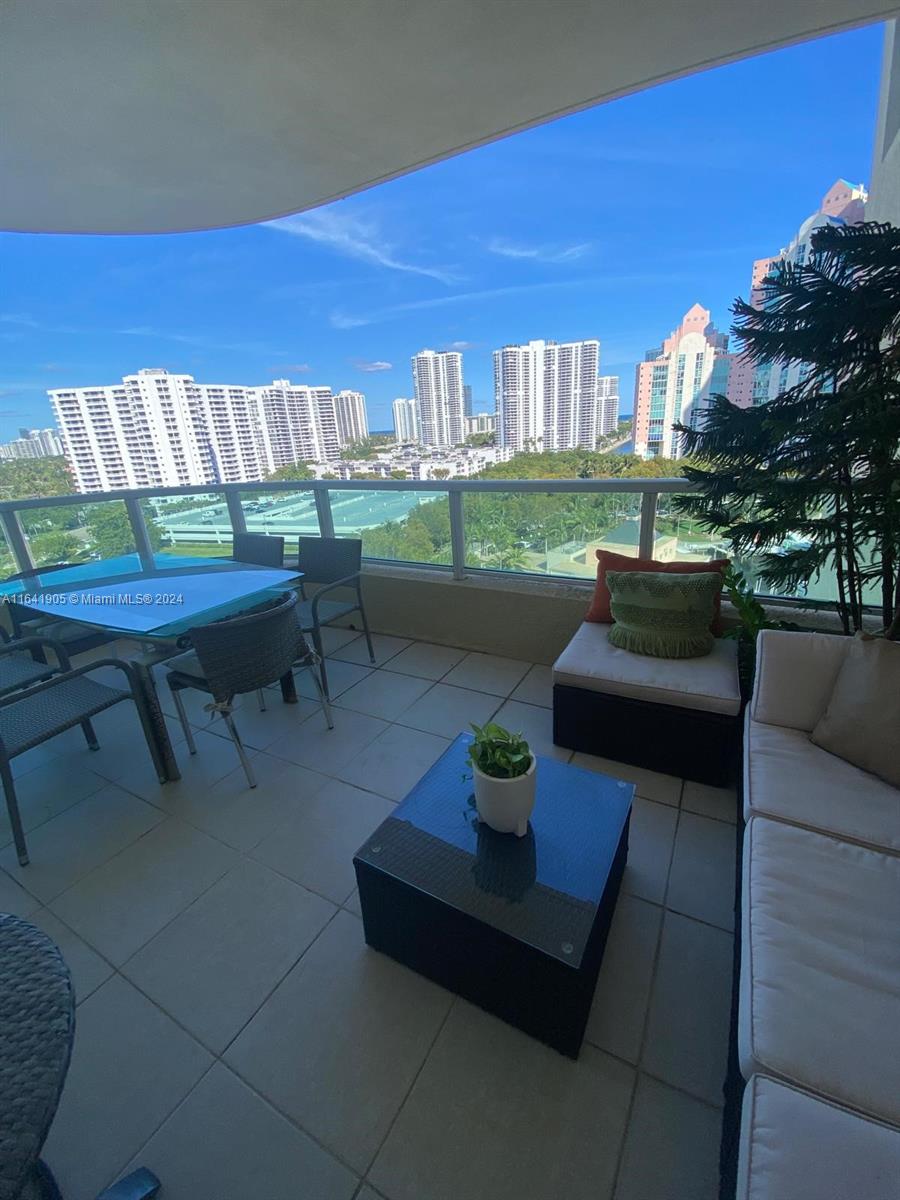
[[722, 565, 796, 694], [467, 722, 533, 780]]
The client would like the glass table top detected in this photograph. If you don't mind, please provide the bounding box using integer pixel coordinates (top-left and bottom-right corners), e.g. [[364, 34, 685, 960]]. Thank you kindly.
[[355, 734, 634, 968], [0, 553, 301, 636]]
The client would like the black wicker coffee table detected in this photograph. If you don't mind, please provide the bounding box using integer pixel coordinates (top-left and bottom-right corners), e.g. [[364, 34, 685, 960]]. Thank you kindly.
[[354, 734, 633, 1057]]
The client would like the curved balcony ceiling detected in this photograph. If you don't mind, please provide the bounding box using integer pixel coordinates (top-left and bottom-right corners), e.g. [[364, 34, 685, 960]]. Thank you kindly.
[[0, 0, 894, 234]]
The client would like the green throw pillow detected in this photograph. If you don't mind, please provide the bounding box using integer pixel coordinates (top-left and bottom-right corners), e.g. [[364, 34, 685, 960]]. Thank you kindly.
[[605, 570, 723, 659]]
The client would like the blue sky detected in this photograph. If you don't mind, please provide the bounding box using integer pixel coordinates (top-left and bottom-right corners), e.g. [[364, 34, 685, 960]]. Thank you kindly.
[[0, 22, 885, 439]]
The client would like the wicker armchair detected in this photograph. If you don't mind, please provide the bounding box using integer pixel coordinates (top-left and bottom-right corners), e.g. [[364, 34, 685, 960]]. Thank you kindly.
[[3, 563, 116, 662], [0, 649, 168, 865], [0, 628, 63, 698], [166, 591, 332, 789], [296, 536, 375, 699], [233, 531, 285, 568]]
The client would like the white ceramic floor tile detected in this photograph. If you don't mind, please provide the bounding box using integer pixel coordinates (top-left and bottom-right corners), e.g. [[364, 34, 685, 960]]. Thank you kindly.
[[51, 817, 236, 965], [0, 784, 165, 904], [385, 641, 468, 681], [335, 724, 450, 801], [300, 658, 373, 699], [320, 626, 364, 654], [266, 706, 389, 775], [252, 779, 394, 904], [0, 866, 41, 917], [396, 683, 500, 739], [203, 694, 322, 752], [337, 669, 434, 721], [226, 910, 453, 1174], [570, 753, 682, 806], [614, 1075, 722, 1200], [51, 706, 186, 785], [160, 753, 329, 852], [586, 894, 662, 1064], [343, 888, 362, 917], [116, 728, 261, 809], [371, 1001, 635, 1200], [510, 663, 554, 708], [491, 698, 570, 761], [125, 1063, 357, 1200], [30, 907, 114, 1004], [332, 633, 411, 667], [681, 780, 738, 824], [642, 913, 733, 1108], [666, 812, 737, 933], [43, 975, 212, 1199], [621, 797, 678, 906], [442, 651, 531, 697], [124, 859, 335, 1052], [0, 760, 107, 849]]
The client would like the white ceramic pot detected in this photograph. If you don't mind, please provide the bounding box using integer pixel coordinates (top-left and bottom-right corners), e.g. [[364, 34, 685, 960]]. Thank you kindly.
[[473, 756, 536, 837]]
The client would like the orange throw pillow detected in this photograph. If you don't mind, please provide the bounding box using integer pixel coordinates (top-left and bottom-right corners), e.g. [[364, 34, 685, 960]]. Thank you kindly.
[[586, 550, 730, 633]]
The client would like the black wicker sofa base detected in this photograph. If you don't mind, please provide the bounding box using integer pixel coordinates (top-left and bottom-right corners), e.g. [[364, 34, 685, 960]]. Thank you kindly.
[[553, 683, 740, 786]]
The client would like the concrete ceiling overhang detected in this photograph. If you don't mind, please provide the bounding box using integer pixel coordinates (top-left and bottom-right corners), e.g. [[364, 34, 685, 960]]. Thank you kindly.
[[1, 0, 895, 234]]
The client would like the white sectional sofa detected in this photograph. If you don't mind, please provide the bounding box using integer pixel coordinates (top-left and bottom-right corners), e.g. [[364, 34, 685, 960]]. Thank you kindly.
[[734, 630, 900, 1199]]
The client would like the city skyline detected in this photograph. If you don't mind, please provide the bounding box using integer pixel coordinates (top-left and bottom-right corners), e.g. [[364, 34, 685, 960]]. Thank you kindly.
[[0, 24, 883, 440]]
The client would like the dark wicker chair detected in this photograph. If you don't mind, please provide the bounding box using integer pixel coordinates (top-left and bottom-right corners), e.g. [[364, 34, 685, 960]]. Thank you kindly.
[[0, 648, 167, 865], [0, 628, 61, 698], [3, 562, 116, 663], [233, 532, 285, 568], [166, 591, 332, 789], [296, 536, 374, 699]]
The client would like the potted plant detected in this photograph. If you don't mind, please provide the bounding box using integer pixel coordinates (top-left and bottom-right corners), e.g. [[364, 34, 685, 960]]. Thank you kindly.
[[721, 564, 797, 697], [467, 722, 536, 837]]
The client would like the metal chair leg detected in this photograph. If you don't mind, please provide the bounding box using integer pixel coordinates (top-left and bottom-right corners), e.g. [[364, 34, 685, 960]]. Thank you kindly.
[[308, 661, 334, 729], [311, 623, 330, 700], [256, 688, 267, 712], [357, 588, 375, 663], [169, 686, 197, 755], [81, 718, 99, 750], [223, 711, 256, 788], [0, 758, 28, 865]]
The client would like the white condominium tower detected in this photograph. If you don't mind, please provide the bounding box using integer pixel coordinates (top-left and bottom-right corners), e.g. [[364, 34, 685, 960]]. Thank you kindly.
[[49, 369, 340, 493], [597, 375, 620, 437], [392, 397, 419, 444], [332, 390, 369, 448], [411, 349, 465, 448], [494, 339, 600, 453]]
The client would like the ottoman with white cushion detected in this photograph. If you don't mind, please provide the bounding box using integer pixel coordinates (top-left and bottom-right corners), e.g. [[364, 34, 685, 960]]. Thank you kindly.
[[552, 620, 741, 784], [737, 1074, 900, 1200], [739, 816, 900, 1124]]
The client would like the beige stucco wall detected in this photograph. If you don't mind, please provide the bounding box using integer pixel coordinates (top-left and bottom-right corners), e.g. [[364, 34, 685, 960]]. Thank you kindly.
[[868, 20, 900, 225]]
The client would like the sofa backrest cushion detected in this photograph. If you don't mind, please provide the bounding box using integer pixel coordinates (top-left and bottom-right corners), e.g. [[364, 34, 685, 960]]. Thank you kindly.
[[810, 637, 900, 788], [585, 549, 729, 631], [751, 629, 850, 732]]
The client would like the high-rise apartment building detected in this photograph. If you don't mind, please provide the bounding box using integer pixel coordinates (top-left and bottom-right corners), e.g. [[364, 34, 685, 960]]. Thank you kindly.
[[465, 412, 496, 436], [729, 179, 868, 409], [494, 339, 599, 453], [597, 376, 620, 437], [332, 389, 369, 447], [632, 306, 732, 460], [50, 369, 340, 493], [463, 384, 473, 417], [411, 350, 465, 448], [392, 397, 419, 444], [0, 427, 64, 460]]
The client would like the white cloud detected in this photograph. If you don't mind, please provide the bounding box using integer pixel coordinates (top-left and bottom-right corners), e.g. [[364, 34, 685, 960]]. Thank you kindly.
[[353, 359, 393, 372], [270, 362, 311, 373], [487, 237, 592, 264], [267, 209, 457, 284]]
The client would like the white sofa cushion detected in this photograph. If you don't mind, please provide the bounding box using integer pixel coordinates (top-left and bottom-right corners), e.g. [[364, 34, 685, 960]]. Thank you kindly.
[[744, 716, 900, 854], [552, 621, 740, 715], [751, 629, 849, 732], [739, 817, 900, 1123], [737, 1074, 900, 1200]]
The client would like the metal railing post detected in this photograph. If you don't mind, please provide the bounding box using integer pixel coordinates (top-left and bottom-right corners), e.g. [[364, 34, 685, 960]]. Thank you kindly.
[[313, 487, 335, 539], [225, 490, 247, 539], [449, 490, 466, 581], [0, 510, 33, 573], [124, 496, 156, 571], [638, 492, 659, 559]]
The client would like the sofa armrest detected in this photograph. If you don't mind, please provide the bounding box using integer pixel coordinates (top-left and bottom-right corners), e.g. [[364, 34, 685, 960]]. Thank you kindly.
[[750, 629, 850, 731]]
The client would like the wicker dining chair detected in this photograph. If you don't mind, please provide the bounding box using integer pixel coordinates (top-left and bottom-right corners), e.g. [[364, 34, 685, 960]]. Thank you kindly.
[[0, 648, 167, 865], [296, 536, 375, 699], [166, 590, 332, 789], [3, 563, 116, 662], [233, 531, 285, 568], [0, 628, 61, 698]]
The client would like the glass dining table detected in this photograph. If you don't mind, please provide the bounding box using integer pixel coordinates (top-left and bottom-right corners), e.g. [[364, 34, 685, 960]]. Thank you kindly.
[[0, 553, 304, 781]]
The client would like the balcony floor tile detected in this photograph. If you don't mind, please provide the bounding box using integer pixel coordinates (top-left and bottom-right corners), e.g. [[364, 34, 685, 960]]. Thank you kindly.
[[510, 663, 554, 708], [336, 669, 434, 722], [334, 723, 450, 801], [441, 651, 532, 697], [395, 682, 501, 739], [331, 632, 412, 667], [383, 641, 468, 681]]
